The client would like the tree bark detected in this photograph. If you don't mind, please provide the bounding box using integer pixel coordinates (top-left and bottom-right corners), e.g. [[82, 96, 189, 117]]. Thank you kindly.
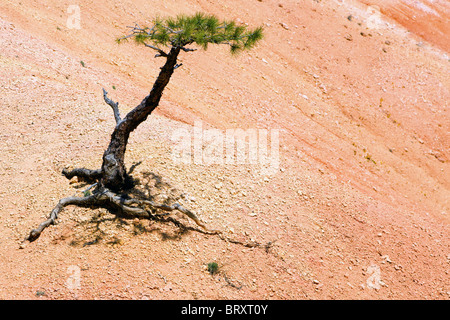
[[100, 46, 181, 191]]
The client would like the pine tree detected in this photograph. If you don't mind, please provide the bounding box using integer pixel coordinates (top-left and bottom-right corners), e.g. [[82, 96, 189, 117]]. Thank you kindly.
[[24, 13, 263, 243]]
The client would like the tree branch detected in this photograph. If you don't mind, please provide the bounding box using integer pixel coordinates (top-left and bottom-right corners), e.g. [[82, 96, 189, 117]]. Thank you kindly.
[[180, 46, 197, 52], [102, 88, 121, 124], [144, 43, 168, 57]]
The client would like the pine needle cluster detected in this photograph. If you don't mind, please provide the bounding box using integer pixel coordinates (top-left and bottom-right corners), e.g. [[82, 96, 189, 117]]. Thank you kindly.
[[119, 12, 263, 54]]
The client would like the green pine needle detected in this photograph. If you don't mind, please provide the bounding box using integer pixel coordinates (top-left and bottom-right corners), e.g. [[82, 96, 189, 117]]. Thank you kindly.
[[118, 13, 263, 54]]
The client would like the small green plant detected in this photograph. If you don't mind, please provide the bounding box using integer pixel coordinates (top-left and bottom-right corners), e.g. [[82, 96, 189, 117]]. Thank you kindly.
[[35, 290, 46, 297], [207, 262, 219, 275], [80, 60, 86, 67]]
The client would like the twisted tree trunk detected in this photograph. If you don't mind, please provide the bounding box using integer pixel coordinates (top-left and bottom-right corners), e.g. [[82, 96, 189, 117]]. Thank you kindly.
[[100, 46, 181, 191]]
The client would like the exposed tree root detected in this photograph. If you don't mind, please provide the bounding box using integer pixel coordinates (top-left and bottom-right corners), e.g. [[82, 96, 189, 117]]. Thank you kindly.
[[223, 273, 243, 290], [22, 166, 215, 246], [155, 215, 274, 252], [62, 168, 102, 183], [24, 168, 276, 256], [24, 194, 103, 243], [23, 188, 210, 245]]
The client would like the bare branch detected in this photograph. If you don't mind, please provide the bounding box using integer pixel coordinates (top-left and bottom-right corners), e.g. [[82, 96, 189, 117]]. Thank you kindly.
[[62, 167, 102, 182], [143, 43, 168, 57], [180, 46, 197, 52], [118, 33, 136, 41], [102, 88, 121, 124]]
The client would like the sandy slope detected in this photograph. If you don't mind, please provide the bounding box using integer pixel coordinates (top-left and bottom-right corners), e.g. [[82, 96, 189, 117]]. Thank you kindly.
[[0, 0, 448, 299]]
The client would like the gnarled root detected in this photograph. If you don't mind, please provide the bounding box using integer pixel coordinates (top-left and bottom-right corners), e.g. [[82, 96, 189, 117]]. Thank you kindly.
[[23, 170, 274, 254], [22, 188, 211, 246], [62, 168, 102, 183], [24, 194, 103, 243]]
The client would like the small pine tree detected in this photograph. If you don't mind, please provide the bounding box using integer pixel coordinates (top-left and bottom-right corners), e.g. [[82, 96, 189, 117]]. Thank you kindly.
[[25, 13, 263, 243]]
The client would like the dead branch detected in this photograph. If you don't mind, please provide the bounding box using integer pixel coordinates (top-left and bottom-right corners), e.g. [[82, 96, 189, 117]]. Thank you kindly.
[[180, 46, 197, 53], [143, 43, 168, 57], [102, 88, 121, 124]]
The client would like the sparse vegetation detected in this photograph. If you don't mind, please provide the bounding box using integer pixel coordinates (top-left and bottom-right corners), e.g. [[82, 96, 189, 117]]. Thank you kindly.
[[35, 290, 46, 297], [207, 262, 219, 275]]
